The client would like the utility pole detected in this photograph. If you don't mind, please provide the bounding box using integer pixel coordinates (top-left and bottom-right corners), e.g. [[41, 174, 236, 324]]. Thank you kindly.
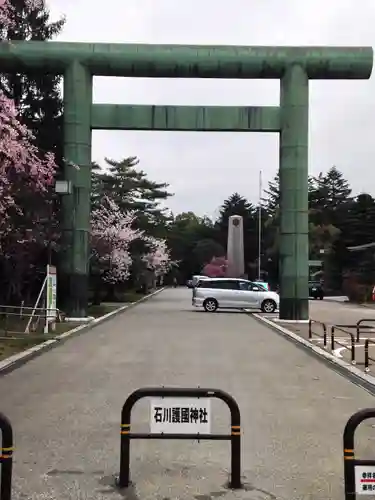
[[258, 170, 262, 280]]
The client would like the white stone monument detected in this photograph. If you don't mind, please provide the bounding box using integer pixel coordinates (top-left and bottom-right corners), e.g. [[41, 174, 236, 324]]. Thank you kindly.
[[226, 215, 245, 278]]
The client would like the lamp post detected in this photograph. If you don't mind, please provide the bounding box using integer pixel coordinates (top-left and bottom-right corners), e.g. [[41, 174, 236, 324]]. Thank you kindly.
[[54, 180, 72, 195], [54, 178, 73, 310], [54, 179, 73, 265]]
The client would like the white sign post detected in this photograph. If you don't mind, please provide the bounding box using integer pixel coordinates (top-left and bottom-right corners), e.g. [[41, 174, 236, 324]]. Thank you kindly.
[[45, 265, 57, 332], [355, 465, 375, 495], [150, 397, 211, 434]]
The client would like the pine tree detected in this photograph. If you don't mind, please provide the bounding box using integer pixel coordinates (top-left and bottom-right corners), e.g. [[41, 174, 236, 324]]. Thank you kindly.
[[261, 172, 316, 273], [262, 173, 280, 215], [342, 193, 375, 247], [91, 162, 104, 210], [217, 192, 256, 242], [309, 166, 352, 225], [263, 172, 317, 215], [218, 193, 255, 223], [92, 157, 173, 231], [330, 193, 375, 290], [308, 167, 352, 289]]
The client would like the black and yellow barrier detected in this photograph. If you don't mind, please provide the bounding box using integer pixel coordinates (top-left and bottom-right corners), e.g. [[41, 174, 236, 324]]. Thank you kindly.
[[0, 412, 13, 500], [117, 387, 242, 490], [344, 409, 375, 499]]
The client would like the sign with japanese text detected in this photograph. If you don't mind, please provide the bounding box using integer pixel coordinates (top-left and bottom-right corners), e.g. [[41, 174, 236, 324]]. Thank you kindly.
[[150, 397, 211, 434], [46, 265, 57, 319], [355, 465, 375, 494]]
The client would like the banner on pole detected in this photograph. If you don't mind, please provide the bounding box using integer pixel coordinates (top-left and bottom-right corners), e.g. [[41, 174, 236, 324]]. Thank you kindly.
[[46, 265, 57, 319]]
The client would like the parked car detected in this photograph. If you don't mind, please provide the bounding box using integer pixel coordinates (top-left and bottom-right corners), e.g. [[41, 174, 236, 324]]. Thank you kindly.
[[186, 275, 207, 288], [309, 280, 324, 300], [192, 277, 279, 313]]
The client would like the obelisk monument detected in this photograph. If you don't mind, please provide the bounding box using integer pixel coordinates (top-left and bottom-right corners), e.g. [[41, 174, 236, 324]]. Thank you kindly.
[[226, 215, 245, 277]]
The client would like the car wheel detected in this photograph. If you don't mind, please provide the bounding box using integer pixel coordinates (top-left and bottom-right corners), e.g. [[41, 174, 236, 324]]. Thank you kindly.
[[203, 298, 218, 312], [261, 299, 277, 313], [319, 295, 324, 300]]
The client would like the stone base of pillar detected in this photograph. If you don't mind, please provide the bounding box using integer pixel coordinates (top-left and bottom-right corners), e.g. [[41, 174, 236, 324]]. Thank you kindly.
[[59, 271, 89, 318], [279, 298, 309, 321]]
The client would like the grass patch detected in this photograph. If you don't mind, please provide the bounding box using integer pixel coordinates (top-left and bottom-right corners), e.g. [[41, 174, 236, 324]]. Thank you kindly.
[[0, 320, 76, 361], [0, 304, 122, 361], [0, 337, 41, 360], [121, 291, 143, 302], [87, 303, 120, 318], [0, 289, 147, 362]]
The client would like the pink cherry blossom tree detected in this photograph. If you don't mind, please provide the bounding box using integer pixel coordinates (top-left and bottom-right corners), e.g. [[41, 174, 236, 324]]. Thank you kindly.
[[0, 0, 12, 26], [202, 256, 228, 277], [0, 0, 58, 241], [91, 197, 174, 293], [0, 0, 43, 27], [0, 0, 174, 302], [91, 197, 144, 283], [0, 0, 60, 303], [0, 74, 56, 235], [142, 236, 172, 276]]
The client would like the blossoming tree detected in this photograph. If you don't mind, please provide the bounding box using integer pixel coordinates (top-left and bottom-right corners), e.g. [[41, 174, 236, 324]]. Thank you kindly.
[[0, 0, 60, 302], [90, 197, 144, 283], [0, 96, 57, 233], [0, 0, 57, 237], [202, 256, 228, 277], [91, 197, 174, 296], [0, 0, 43, 26], [142, 236, 172, 276], [0, 0, 57, 226], [0, 0, 173, 302]]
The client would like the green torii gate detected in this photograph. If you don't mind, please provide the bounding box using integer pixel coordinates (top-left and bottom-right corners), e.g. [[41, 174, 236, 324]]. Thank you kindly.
[[0, 42, 372, 319]]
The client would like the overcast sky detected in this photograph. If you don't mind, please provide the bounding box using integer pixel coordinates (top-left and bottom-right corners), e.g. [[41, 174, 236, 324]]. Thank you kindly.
[[48, 0, 375, 218]]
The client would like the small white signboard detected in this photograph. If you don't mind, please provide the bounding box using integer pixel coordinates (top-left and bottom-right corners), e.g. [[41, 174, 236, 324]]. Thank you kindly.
[[46, 265, 57, 319], [150, 397, 211, 434], [355, 465, 375, 494]]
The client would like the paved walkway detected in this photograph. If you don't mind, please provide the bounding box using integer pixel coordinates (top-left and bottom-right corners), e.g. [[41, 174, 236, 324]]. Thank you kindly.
[[1, 288, 375, 499]]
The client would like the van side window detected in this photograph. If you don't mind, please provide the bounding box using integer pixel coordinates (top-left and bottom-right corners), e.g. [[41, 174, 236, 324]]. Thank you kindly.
[[197, 280, 214, 288], [239, 281, 264, 291], [218, 280, 239, 290], [238, 281, 251, 291], [250, 283, 265, 291], [197, 280, 238, 290]]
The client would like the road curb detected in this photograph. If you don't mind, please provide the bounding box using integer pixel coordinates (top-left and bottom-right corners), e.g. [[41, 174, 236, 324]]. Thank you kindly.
[[0, 287, 166, 377], [252, 312, 375, 396]]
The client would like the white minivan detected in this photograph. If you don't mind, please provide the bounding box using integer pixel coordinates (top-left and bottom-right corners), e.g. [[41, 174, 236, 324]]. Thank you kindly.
[[192, 277, 279, 313]]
